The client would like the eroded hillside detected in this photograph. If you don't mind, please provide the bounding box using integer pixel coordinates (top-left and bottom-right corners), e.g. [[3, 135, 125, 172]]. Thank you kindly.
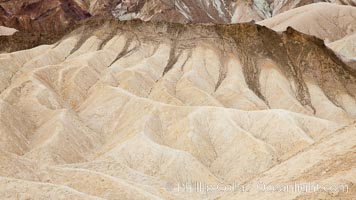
[[0, 19, 355, 199]]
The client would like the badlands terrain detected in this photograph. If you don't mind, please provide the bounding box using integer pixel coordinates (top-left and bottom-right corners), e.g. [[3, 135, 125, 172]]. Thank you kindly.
[[0, 1, 356, 200]]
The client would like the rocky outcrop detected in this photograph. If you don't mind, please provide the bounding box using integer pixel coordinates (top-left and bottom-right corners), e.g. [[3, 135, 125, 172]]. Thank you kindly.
[[110, 0, 233, 23], [0, 0, 91, 33]]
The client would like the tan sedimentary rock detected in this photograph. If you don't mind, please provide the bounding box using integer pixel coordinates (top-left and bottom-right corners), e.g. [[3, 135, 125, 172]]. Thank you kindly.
[[258, 3, 356, 42], [0, 19, 355, 199]]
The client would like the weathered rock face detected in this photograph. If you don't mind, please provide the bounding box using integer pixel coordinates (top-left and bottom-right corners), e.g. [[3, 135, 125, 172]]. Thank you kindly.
[[0, 0, 91, 33], [257, 2, 356, 72], [217, 24, 356, 113], [110, 0, 233, 23], [0, 19, 355, 199], [258, 3, 356, 42], [87, 0, 121, 16]]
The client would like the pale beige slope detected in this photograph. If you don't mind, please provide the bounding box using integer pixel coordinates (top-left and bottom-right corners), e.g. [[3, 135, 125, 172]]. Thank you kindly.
[[77, 83, 341, 183], [0, 45, 51, 93], [0, 177, 104, 200], [0, 149, 41, 181], [61, 160, 199, 200], [222, 123, 356, 200], [0, 99, 35, 155], [0, 26, 17, 36], [271, 0, 356, 16], [258, 3, 356, 42], [39, 167, 165, 200], [328, 33, 356, 69], [272, 0, 317, 16], [23, 109, 103, 165], [328, 33, 356, 58]]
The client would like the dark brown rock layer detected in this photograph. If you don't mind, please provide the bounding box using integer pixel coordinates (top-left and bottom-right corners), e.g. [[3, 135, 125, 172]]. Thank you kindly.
[[0, 0, 90, 33]]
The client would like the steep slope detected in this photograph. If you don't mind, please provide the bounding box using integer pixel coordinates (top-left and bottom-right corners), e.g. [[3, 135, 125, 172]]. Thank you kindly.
[[0, 19, 355, 199], [222, 122, 356, 199], [258, 3, 356, 42], [328, 33, 356, 69], [328, 33, 356, 60]]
